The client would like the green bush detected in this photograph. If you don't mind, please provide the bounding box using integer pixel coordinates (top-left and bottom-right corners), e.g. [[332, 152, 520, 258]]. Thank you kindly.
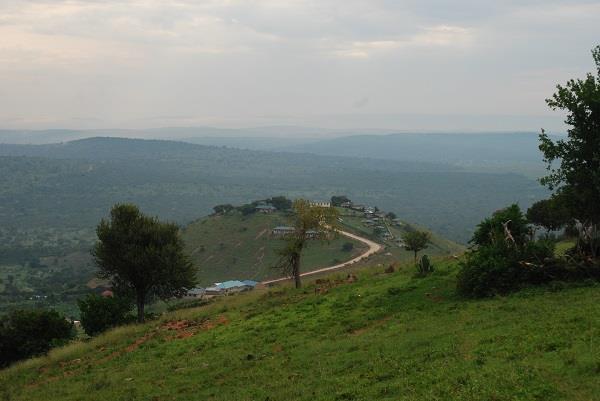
[[457, 204, 560, 297], [78, 294, 134, 336], [457, 240, 556, 297], [0, 309, 74, 368], [416, 255, 434, 277]]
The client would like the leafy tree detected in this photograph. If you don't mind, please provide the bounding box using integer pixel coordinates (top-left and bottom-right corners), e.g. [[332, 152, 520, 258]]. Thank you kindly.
[[539, 45, 600, 256], [386, 212, 397, 220], [78, 294, 134, 336], [342, 242, 354, 252], [237, 203, 257, 216], [267, 196, 292, 211], [330, 195, 351, 207], [274, 199, 339, 288], [0, 309, 74, 368], [402, 230, 431, 265], [93, 204, 197, 323], [527, 196, 571, 233], [213, 204, 234, 215]]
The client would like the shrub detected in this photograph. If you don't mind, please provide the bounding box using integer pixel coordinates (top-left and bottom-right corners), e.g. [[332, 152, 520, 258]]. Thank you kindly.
[[416, 255, 434, 277], [78, 294, 134, 336], [457, 204, 561, 297], [0, 309, 74, 367], [342, 242, 354, 252], [457, 240, 556, 297]]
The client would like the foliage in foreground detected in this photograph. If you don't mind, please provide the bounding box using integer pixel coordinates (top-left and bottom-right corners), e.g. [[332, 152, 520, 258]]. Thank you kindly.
[[537, 45, 600, 258], [0, 309, 73, 368], [457, 205, 556, 297]]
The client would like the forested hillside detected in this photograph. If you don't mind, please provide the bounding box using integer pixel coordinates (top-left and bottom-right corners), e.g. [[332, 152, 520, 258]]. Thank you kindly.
[[0, 137, 546, 242]]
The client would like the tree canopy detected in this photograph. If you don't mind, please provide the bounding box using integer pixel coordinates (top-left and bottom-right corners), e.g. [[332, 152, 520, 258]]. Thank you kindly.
[[331, 195, 351, 207], [267, 196, 293, 211], [539, 45, 600, 227], [93, 204, 197, 322], [402, 230, 431, 265]]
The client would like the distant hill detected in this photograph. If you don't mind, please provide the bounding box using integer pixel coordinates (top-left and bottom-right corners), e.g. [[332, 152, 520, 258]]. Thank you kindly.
[[0, 137, 547, 244], [279, 132, 560, 176]]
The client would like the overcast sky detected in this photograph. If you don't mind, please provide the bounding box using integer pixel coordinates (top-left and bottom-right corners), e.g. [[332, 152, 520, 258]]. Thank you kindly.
[[1, 0, 599, 132]]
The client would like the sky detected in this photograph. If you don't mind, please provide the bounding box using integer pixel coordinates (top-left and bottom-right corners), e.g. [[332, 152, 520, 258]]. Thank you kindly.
[[1, 0, 599, 132]]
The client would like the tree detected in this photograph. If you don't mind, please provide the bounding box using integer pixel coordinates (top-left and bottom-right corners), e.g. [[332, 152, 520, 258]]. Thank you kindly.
[[0, 309, 74, 368], [402, 230, 431, 265], [274, 199, 339, 288], [267, 196, 292, 211], [330, 195, 351, 207], [78, 294, 134, 336], [539, 45, 600, 256], [527, 197, 571, 234], [342, 242, 354, 252], [213, 204, 234, 215], [237, 203, 257, 216], [386, 212, 397, 220], [93, 204, 197, 323]]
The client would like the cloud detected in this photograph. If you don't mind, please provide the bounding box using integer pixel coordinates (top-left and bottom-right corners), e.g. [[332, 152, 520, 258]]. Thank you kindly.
[[0, 0, 598, 130]]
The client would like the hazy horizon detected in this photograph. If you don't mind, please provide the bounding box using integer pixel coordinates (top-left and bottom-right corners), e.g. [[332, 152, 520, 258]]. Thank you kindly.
[[1, 1, 599, 132]]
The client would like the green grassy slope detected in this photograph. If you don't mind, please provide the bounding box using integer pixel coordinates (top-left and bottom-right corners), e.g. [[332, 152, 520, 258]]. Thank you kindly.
[[182, 211, 369, 285], [3, 260, 599, 401], [182, 209, 464, 285]]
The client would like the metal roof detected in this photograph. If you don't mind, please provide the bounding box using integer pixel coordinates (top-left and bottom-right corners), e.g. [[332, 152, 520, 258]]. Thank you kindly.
[[217, 280, 249, 289]]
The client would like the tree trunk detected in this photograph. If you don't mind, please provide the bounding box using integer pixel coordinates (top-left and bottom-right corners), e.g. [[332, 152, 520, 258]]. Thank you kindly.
[[136, 293, 145, 323], [293, 256, 301, 289], [414, 251, 418, 267]]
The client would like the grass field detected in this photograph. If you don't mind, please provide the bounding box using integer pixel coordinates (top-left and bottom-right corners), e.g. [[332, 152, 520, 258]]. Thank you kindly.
[[182, 209, 464, 286], [2, 258, 599, 401], [182, 211, 370, 285]]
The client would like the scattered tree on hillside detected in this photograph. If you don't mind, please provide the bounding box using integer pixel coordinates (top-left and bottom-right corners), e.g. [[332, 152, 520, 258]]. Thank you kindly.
[[330, 195, 351, 207], [237, 203, 258, 216], [213, 204, 234, 215], [274, 199, 339, 288], [267, 196, 293, 211], [93, 204, 197, 323], [402, 230, 431, 266], [342, 242, 354, 252], [386, 212, 397, 220], [536, 45, 600, 257], [0, 309, 74, 368]]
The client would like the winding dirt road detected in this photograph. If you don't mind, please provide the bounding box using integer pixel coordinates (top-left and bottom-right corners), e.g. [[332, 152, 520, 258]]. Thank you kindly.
[[261, 229, 382, 286]]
